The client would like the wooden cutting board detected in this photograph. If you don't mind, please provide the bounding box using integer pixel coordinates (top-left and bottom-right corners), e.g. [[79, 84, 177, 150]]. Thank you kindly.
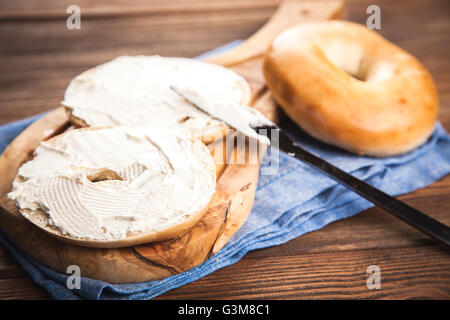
[[0, 0, 342, 283]]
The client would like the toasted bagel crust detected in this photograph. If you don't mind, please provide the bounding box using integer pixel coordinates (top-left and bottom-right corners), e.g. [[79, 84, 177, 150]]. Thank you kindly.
[[263, 21, 438, 156]]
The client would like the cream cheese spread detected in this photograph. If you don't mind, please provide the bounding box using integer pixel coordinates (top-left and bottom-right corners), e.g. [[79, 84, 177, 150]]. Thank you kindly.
[[8, 126, 216, 241], [62, 55, 253, 139], [170, 85, 274, 145]]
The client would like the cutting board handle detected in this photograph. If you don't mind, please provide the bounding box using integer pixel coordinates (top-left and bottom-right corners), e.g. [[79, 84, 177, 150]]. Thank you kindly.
[[206, 0, 343, 67]]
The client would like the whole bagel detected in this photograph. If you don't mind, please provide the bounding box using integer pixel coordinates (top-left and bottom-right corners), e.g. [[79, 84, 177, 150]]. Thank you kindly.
[[263, 21, 438, 157]]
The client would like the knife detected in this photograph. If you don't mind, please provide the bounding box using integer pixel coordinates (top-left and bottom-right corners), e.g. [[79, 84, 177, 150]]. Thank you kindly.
[[254, 124, 450, 247], [172, 87, 450, 247]]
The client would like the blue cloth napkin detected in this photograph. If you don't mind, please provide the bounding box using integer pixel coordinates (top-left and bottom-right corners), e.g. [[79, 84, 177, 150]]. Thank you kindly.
[[1, 43, 449, 300]]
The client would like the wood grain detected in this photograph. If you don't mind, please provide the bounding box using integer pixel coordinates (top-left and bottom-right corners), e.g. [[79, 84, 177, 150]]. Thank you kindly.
[[155, 246, 450, 299], [0, 0, 449, 299], [0, 0, 281, 19]]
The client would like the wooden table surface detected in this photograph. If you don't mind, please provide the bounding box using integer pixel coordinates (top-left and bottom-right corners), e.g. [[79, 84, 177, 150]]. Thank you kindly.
[[0, 0, 449, 299]]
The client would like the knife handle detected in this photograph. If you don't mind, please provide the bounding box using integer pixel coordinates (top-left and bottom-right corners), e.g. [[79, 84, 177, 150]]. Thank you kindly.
[[276, 130, 450, 247]]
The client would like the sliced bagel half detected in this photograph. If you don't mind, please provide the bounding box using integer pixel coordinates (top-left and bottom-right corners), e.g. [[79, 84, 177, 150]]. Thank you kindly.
[[8, 126, 216, 248], [62, 55, 252, 144]]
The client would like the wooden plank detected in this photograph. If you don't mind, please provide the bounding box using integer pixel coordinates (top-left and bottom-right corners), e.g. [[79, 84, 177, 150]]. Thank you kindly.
[[0, 246, 30, 279], [0, 0, 280, 19], [0, 278, 49, 300], [0, 9, 274, 125], [156, 245, 450, 299]]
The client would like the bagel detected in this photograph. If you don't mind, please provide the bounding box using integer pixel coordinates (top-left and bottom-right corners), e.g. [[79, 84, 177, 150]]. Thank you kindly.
[[62, 55, 252, 144], [263, 21, 438, 156], [8, 126, 216, 248]]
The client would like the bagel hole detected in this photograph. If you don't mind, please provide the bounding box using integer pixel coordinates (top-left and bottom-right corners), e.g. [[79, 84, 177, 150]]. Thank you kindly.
[[320, 40, 368, 81], [87, 169, 123, 182], [345, 71, 365, 81]]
